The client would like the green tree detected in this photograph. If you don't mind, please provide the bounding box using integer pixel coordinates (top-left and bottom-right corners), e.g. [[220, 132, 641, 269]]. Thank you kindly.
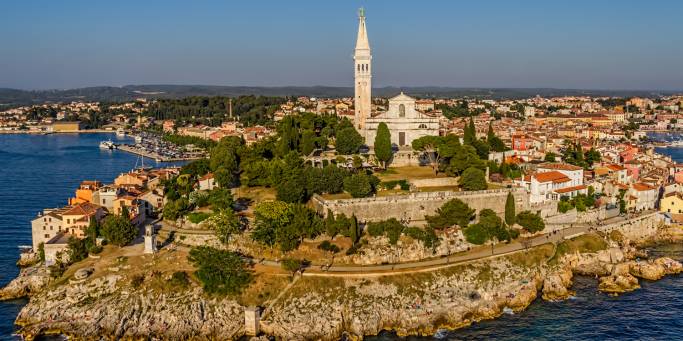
[[208, 188, 234, 211], [544, 152, 557, 162], [67, 236, 88, 263], [412, 135, 444, 173], [505, 192, 516, 226], [516, 211, 545, 233], [188, 246, 252, 295], [207, 210, 242, 244], [464, 117, 476, 145], [459, 167, 488, 191], [426, 198, 475, 229], [349, 215, 360, 244], [374, 122, 392, 169], [101, 214, 138, 246], [343, 173, 374, 198], [336, 127, 364, 155], [300, 129, 316, 156]]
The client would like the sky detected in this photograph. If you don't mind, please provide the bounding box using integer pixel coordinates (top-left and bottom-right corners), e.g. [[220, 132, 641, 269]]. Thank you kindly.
[[1, 0, 682, 91]]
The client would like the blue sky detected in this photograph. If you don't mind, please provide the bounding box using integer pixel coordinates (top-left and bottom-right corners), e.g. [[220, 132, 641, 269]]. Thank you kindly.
[[1, 0, 682, 90]]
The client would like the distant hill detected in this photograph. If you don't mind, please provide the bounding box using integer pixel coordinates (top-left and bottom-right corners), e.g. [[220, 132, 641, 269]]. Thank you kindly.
[[0, 85, 678, 107]]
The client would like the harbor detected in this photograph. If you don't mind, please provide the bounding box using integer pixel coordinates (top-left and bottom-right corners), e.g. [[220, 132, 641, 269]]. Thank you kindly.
[[100, 132, 206, 162]]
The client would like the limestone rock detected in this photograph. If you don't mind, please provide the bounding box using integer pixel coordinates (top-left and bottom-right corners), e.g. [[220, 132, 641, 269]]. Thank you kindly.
[[542, 267, 574, 301], [0, 264, 49, 301], [629, 260, 665, 280], [598, 273, 640, 294]]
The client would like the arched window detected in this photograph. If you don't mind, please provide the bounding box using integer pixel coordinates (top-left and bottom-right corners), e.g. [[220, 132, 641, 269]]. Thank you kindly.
[[418, 123, 427, 129], [357, 64, 360, 72], [399, 104, 406, 117]]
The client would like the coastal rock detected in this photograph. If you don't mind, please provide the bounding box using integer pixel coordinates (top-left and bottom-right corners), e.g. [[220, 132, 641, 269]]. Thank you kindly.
[[598, 273, 640, 294], [17, 252, 40, 267], [0, 264, 49, 301], [655, 257, 683, 274], [542, 267, 574, 301], [629, 260, 665, 280]]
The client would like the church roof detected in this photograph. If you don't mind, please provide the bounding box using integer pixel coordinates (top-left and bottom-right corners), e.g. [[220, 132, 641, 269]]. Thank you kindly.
[[389, 92, 416, 102]]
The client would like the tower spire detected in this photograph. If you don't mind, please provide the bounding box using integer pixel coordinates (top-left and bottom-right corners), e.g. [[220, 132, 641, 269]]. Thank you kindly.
[[353, 8, 372, 138], [355, 8, 370, 50]]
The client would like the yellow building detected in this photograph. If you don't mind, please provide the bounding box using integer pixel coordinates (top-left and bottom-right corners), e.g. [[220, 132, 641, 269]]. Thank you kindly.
[[661, 192, 683, 222], [51, 121, 85, 132]]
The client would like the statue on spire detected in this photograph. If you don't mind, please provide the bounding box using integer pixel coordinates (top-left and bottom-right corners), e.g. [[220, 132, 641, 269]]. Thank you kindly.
[[359, 7, 365, 18]]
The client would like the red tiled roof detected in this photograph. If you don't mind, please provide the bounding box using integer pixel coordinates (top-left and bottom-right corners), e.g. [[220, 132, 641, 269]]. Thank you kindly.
[[554, 185, 588, 194], [538, 163, 583, 171], [632, 183, 655, 191], [533, 171, 571, 183], [63, 202, 101, 216]]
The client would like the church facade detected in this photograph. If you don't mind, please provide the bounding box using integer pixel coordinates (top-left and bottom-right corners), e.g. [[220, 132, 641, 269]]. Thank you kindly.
[[353, 9, 439, 148]]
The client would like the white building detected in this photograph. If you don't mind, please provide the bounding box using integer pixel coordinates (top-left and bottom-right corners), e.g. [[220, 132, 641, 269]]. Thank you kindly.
[[515, 163, 586, 203], [364, 93, 440, 147]]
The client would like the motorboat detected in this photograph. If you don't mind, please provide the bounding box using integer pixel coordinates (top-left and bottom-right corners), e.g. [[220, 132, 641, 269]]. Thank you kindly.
[[116, 128, 126, 137], [99, 140, 116, 149]]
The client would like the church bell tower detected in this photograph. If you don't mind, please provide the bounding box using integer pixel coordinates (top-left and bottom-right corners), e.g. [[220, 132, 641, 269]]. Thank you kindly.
[[354, 7, 371, 137]]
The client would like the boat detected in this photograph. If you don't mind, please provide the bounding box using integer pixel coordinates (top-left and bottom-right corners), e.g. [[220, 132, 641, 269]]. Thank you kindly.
[[99, 140, 116, 150], [134, 135, 143, 143], [668, 140, 683, 148], [116, 128, 126, 137]]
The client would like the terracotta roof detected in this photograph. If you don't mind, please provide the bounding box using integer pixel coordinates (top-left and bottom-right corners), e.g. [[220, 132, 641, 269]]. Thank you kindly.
[[607, 164, 625, 171], [63, 202, 101, 216], [554, 185, 588, 194], [632, 183, 655, 191], [538, 163, 583, 171], [533, 171, 571, 183], [199, 172, 214, 181]]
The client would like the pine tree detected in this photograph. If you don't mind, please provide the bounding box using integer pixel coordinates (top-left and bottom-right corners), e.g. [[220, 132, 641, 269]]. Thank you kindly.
[[374, 122, 392, 169], [464, 118, 476, 145], [349, 215, 359, 244], [505, 192, 516, 226]]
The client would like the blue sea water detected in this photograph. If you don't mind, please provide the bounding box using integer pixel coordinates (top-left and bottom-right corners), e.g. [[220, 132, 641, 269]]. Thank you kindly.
[[0, 133, 179, 339], [0, 133, 682, 340]]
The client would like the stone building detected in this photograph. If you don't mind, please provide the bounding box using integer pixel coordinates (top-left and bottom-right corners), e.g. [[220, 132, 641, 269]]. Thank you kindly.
[[364, 92, 440, 147]]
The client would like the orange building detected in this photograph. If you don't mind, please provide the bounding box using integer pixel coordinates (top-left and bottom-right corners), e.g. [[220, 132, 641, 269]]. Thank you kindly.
[[62, 202, 105, 238], [69, 181, 102, 205]]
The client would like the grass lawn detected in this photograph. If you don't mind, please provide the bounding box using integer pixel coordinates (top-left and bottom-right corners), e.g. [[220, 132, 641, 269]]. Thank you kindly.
[[235, 186, 276, 203], [377, 166, 446, 182]]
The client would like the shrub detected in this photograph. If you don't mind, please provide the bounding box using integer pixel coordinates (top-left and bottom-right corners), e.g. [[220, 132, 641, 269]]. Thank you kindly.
[[169, 271, 190, 288], [516, 211, 545, 233], [188, 246, 252, 295], [343, 173, 374, 198], [459, 167, 488, 191], [101, 214, 138, 247], [426, 198, 475, 229], [131, 274, 145, 288], [317, 240, 341, 253], [281, 258, 305, 273], [187, 212, 211, 224]]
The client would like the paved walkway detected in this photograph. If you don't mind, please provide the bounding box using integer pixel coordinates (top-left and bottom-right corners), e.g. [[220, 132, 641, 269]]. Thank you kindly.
[[161, 211, 658, 277]]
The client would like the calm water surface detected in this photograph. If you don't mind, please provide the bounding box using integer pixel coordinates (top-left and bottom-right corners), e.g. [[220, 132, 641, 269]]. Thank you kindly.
[[0, 133, 179, 339]]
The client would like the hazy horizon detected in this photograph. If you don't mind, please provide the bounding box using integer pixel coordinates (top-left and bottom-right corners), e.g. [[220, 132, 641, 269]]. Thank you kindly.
[[3, 0, 683, 91]]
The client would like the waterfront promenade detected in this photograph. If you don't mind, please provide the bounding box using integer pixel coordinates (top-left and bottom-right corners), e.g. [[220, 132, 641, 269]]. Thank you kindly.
[[162, 211, 659, 277]]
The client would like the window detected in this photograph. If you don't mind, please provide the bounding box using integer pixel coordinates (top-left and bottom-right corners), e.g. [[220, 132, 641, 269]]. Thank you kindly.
[[418, 124, 427, 129], [399, 104, 406, 117], [44, 234, 49, 239]]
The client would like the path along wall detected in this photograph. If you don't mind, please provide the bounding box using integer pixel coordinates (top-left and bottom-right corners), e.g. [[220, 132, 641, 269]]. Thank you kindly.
[[311, 188, 530, 226]]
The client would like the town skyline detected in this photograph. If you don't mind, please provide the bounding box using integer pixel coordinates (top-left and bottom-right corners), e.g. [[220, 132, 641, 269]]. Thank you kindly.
[[2, 0, 683, 91]]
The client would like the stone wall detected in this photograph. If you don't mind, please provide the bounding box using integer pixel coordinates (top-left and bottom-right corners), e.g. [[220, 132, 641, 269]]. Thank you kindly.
[[595, 212, 662, 241], [410, 177, 459, 188], [312, 188, 530, 226]]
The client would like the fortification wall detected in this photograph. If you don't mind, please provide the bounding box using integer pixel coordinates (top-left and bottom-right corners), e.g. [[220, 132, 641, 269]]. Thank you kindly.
[[595, 212, 662, 241], [312, 188, 530, 226]]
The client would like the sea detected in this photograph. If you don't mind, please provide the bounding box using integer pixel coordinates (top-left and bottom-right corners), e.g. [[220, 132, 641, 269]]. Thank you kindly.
[[0, 133, 182, 339], [0, 133, 682, 340]]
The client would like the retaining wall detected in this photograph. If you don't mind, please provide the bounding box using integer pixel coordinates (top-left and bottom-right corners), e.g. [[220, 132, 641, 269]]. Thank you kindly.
[[312, 188, 530, 226]]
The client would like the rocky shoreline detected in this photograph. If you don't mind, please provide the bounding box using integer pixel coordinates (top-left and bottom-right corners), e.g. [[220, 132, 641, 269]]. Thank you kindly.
[[1, 227, 682, 340]]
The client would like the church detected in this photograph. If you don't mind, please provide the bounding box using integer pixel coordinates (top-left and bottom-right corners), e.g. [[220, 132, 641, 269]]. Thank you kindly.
[[352, 9, 440, 148]]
